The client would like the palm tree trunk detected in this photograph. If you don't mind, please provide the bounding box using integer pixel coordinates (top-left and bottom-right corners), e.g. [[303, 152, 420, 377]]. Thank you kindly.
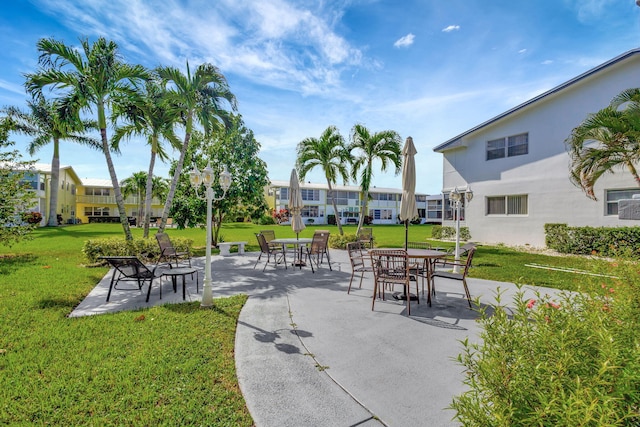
[[99, 103, 132, 241], [357, 190, 369, 234], [626, 161, 640, 187], [47, 139, 60, 227], [158, 131, 191, 233], [327, 181, 343, 235], [143, 150, 156, 238]]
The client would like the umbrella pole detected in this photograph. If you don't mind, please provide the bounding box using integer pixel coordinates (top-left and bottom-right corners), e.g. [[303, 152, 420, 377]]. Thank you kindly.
[[404, 219, 409, 250]]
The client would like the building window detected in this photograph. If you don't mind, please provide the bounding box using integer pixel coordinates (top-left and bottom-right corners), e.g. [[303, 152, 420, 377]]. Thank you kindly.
[[279, 187, 288, 200], [486, 138, 506, 160], [606, 189, 640, 215], [486, 195, 528, 215], [486, 133, 528, 160], [85, 207, 110, 216], [427, 199, 442, 219], [370, 209, 393, 220], [301, 206, 318, 217], [301, 189, 319, 201]]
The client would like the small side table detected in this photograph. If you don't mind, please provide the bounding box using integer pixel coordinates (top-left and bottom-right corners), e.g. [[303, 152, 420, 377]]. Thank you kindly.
[[161, 267, 198, 300]]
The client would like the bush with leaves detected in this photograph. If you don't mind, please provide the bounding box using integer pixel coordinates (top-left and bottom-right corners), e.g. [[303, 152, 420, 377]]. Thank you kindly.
[[451, 265, 640, 426], [431, 225, 470, 241], [82, 236, 193, 264], [328, 233, 358, 249]]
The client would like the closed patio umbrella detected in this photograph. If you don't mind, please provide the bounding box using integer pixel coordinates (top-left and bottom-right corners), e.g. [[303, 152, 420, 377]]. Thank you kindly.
[[399, 136, 418, 250], [288, 168, 305, 239]]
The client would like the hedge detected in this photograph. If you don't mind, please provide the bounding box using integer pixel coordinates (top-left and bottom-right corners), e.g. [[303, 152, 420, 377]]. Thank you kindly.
[[545, 223, 640, 257], [83, 236, 194, 264], [431, 225, 471, 241]]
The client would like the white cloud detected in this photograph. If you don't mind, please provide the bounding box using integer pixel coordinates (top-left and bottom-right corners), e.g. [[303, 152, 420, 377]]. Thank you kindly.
[[394, 33, 415, 48], [442, 25, 460, 33], [518, 49, 527, 54], [541, 59, 554, 65], [0, 79, 25, 95]]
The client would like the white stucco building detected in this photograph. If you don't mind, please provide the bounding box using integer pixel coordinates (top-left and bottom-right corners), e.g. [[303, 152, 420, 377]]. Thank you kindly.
[[434, 48, 640, 247]]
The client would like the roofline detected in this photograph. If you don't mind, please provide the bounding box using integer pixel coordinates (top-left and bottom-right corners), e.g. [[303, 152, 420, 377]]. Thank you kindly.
[[433, 47, 640, 152]]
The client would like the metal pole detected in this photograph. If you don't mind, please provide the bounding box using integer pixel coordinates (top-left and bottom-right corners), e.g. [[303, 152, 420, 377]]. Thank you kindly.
[[453, 200, 461, 274], [201, 187, 214, 307]]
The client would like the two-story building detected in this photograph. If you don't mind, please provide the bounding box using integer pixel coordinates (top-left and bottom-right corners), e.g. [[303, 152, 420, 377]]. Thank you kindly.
[[24, 164, 164, 225], [266, 180, 442, 225], [433, 48, 640, 247]]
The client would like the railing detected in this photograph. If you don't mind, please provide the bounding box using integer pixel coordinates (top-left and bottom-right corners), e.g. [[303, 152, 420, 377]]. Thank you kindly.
[[76, 195, 162, 205]]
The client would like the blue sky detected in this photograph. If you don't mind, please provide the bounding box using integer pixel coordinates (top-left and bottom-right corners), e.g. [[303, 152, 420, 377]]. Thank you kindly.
[[1, 0, 639, 194]]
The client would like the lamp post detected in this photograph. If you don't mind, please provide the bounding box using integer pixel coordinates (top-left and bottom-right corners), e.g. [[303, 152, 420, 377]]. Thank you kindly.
[[189, 162, 232, 307], [449, 186, 473, 273]]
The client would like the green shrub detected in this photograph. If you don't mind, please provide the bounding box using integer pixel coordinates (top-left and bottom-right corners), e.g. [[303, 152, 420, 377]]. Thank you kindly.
[[431, 225, 470, 241], [82, 236, 193, 263], [255, 214, 275, 225], [328, 233, 358, 249], [545, 223, 640, 257], [451, 267, 640, 426]]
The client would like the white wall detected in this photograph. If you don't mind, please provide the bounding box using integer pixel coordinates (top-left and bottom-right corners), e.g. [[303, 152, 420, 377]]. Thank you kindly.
[[442, 52, 640, 247]]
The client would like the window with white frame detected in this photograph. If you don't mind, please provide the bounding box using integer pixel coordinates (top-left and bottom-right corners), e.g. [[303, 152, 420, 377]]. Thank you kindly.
[[301, 188, 319, 201], [606, 189, 640, 215], [486, 133, 528, 160], [301, 206, 318, 217], [370, 209, 393, 220], [486, 195, 528, 215]]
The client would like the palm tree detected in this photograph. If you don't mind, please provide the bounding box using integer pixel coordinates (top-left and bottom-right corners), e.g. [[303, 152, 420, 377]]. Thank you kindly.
[[25, 37, 149, 240], [112, 79, 181, 237], [296, 125, 350, 235], [348, 124, 402, 232], [3, 97, 98, 226], [155, 62, 237, 234], [121, 171, 168, 227], [566, 105, 640, 199]]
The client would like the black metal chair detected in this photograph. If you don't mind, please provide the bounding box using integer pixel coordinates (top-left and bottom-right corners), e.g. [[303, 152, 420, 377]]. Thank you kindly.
[[155, 232, 191, 268], [100, 256, 163, 302]]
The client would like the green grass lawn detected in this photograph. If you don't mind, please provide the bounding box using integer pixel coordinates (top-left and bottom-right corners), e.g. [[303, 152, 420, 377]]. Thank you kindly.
[[0, 223, 621, 425]]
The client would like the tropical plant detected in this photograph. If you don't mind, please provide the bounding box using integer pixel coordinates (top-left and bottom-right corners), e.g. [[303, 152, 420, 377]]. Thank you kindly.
[[24, 36, 149, 240], [112, 79, 181, 237], [0, 120, 39, 246], [566, 102, 640, 199], [121, 171, 168, 228], [296, 125, 350, 235], [170, 116, 269, 246], [3, 97, 98, 227], [348, 124, 402, 232], [155, 62, 237, 234]]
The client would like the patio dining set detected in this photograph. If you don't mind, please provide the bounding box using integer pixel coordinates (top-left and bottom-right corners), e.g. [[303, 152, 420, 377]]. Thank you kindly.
[[97, 229, 476, 317]]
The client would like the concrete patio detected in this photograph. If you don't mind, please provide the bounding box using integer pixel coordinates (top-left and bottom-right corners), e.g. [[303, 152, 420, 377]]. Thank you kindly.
[[71, 249, 561, 427]]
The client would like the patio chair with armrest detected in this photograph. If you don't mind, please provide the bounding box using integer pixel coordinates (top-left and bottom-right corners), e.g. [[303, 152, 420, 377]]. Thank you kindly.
[[304, 230, 332, 273], [437, 242, 477, 269], [260, 229, 280, 250], [347, 241, 373, 293], [155, 232, 192, 268], [431, 247, 476, 308], [356, 227, 374, 249], [100, 256, 163, 302], [369, 249, 420, 315], [254, 233, 287, 271]]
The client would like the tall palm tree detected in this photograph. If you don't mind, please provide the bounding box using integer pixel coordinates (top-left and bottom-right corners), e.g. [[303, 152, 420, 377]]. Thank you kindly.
[[25, 37, 149, 240], [348, 124, 402, 232], [112, 79, 181, 237], [296, 125, 350, 235], [121, 171, 168, 227], [3, 97, 98, 226], [566, 105, 640, 199], [155, 62, 237, 234]]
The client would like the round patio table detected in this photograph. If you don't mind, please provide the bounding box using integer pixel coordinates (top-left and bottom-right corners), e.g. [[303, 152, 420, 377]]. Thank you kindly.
[[161, 267, 198, 301]]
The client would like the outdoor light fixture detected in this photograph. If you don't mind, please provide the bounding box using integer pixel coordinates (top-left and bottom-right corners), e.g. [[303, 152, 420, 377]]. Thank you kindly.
[[449, 186, 472, 273], [189, 162, 232, 307]]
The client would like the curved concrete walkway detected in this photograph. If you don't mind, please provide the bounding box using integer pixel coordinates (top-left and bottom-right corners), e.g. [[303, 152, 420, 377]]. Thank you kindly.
[[71, 250, 560, 427]]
